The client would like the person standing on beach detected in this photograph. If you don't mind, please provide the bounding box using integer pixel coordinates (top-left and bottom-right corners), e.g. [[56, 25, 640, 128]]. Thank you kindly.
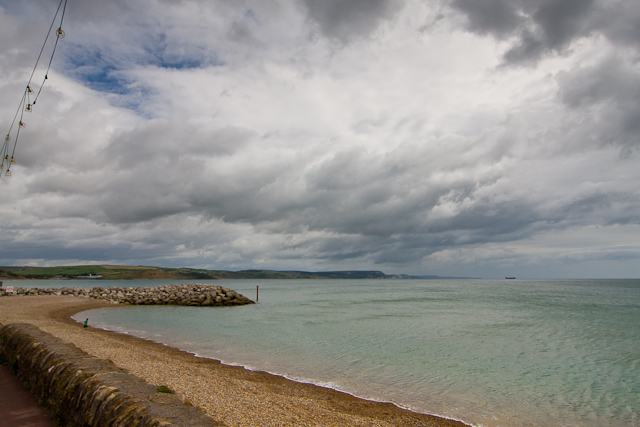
[[84, 318, 88, 328]]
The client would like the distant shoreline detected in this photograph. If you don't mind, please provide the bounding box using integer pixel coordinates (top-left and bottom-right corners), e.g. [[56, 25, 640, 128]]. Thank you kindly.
[[0, 265, 481, 281]]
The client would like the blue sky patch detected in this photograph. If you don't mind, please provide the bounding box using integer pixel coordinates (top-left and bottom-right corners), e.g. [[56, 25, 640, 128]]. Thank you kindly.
[[64, 47, 131, 94]]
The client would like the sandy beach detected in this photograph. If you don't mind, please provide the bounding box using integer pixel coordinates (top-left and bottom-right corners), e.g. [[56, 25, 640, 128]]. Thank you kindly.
[[0, 296, 468, 427]]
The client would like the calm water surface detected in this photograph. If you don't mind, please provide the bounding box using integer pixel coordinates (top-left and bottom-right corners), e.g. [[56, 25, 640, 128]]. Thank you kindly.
[[62, 279, 640, 427]]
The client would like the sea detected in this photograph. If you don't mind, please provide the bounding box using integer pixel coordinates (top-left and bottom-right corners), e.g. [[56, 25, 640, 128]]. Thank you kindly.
[[17, 278, 640, 427]]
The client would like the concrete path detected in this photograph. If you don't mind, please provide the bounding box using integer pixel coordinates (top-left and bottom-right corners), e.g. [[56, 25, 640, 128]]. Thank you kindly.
[[0, 364, 56, 427]]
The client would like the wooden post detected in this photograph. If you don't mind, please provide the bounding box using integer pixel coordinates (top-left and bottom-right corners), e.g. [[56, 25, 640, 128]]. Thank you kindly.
[[256, 285, 259, 302]]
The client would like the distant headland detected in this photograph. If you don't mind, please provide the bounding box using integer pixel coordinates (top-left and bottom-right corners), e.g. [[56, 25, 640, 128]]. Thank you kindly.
[[0, 265, 480, 280]]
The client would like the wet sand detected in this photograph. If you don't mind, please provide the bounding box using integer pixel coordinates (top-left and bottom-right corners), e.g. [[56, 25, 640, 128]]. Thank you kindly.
[[0, 296, 469, 427]]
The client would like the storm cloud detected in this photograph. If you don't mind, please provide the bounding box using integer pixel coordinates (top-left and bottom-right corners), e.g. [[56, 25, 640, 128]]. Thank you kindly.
[[451, 0, 640, 65], [0, 0, 638, 278]]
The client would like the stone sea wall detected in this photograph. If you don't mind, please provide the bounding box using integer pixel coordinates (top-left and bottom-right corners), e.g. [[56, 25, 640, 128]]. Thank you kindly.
[[0, 323, 223, 426], [0, 283, 254, 306]]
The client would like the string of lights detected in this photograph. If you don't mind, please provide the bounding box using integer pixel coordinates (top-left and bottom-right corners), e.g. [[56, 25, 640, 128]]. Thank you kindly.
[[2, 0, 68, 178]]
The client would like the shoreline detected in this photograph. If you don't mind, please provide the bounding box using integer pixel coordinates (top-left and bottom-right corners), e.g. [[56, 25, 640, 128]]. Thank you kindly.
[[0, 296, 470, 427]]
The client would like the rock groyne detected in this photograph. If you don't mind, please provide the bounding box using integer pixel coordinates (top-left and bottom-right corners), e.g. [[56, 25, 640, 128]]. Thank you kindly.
[[0, 323, 224, 426], [0, 283, 254, 306]]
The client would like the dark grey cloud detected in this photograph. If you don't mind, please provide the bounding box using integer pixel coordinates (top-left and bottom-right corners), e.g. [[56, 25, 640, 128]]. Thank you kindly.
[[449, 0, 640, 65], [595, 0, 640, 48], [451, 0, 522, 36], [557, 56, 640, 109], [56, 130, 634, 255], [556, 55, 640, 153], [105, 121, 255, 169], [82, 125, 255, 224], [0, 242, 135, 264], [303, 0, 403, 42], [528, 0, 595, 48]]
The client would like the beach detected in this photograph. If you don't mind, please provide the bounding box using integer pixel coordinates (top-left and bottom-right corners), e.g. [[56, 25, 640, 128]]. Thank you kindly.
[[0, 295, 468, 427]]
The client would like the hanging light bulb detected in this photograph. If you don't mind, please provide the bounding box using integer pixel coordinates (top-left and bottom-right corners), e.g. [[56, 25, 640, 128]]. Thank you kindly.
[[5, 169, 11, 177], [19, 121, 26, 128], [10, 156, 15, 163], [27, 85, 33, 93], [56, 28, 65, 39], [26, 104, 33, 112]]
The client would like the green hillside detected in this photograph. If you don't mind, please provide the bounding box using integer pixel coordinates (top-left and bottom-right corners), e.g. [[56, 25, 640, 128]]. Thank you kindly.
[[0, 265, 394, 280], [0, 265, 474, 280]]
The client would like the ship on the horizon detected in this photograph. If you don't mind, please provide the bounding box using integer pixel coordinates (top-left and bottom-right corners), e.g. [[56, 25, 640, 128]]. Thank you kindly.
[[505, 276, 516, 279]]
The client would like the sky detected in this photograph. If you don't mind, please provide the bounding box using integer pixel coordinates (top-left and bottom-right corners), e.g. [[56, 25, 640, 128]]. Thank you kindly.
[[0, 0, 639, 279]]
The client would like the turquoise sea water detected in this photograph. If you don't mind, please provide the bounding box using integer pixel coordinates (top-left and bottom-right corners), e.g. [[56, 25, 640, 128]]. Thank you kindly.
[[53, 279, 639, 427]]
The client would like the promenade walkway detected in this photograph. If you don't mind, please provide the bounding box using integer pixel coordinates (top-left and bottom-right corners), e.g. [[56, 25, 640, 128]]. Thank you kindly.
[[0, 364, 56, 427]]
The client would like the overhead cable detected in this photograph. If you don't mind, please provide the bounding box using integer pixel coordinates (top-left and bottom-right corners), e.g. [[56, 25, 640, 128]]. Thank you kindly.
[[2, 0, 69, 178]]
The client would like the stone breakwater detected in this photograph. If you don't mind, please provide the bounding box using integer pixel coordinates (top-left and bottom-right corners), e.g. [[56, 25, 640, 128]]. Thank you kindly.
[[0, 323, 223, 426], [0, 283, 254, 306]]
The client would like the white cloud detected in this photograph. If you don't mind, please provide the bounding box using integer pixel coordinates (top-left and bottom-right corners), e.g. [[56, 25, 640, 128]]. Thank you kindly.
[[0, 0, 638, 278]]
